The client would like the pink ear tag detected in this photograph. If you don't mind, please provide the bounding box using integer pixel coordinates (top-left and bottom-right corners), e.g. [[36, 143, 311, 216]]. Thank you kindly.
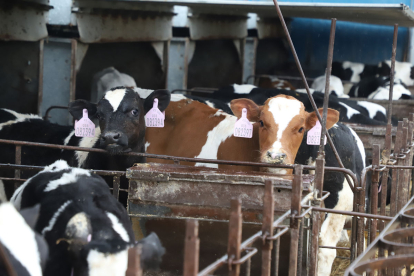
[[74, 109, 95, 137], [234, 108, 253, 138], [307, 121, 327, 145], [145, 98, 164, 127]]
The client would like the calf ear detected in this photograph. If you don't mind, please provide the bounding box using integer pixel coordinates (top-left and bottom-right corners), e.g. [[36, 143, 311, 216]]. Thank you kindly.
[[144, 90, 171, 113], [305, 108, 339, 130], [68, 100, 97, 120], [230, 99, 261, 121]]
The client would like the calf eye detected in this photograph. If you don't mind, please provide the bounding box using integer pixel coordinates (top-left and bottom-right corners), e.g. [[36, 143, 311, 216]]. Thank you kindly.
[[96, 113, 102, 120], [131, 109, 139, 116], [298, 127, 304, 133], [259, 120, 264, 127]]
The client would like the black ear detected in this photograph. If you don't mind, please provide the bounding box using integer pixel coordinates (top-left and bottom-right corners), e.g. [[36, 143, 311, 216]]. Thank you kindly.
[[144, 90, 171, 113], [19, 204, 41, 229], [69, 100, 97, 120]]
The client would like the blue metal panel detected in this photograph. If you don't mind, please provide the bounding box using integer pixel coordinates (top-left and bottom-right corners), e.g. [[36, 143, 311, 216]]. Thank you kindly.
[[289, 18, 409, 76]]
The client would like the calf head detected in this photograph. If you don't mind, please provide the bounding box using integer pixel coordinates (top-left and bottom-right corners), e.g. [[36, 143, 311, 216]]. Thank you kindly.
[[69, 87, 170, 154], [231, 95, 339, 173]]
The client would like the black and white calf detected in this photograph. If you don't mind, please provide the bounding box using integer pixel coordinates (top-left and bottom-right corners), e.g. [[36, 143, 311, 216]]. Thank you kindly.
[[0, 87, 171, 199], [348, 76, 412, 100], [377, 60, 414, 87], [0, 201, 48, 276], [11, 160, 165, 276], [311, 75, 347, 98]]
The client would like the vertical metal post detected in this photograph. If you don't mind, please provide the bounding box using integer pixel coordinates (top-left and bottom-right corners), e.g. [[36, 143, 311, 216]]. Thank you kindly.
[[37, 39, 44, 115], [69, 39, 77, 103], [113, 175, 120, 200], [289, 164, 302, 276], [387, 25, 399, 122], [163, 40, 170, 89], [391, 123, 403, 216], [184, 220, 199, 276], [126, 245, 143, 276], [228, 199, 242, 276], [14, 145, 21, 190], [319, 18, 336, 154], [262, 180, 274, 276], [273, 228, 280, 276], [369, 145, 380, 246]]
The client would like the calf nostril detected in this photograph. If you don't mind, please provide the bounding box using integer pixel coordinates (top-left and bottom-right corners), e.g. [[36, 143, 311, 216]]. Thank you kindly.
[[113, 133, 120, 140]]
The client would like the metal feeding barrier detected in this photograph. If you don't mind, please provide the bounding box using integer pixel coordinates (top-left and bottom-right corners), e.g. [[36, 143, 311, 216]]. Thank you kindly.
[[1, 2, 414, 276]]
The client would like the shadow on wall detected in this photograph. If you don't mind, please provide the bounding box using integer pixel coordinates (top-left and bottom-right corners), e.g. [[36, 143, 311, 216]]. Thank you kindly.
[[76, 42, 165, 100], [187, 40, 242, 89]]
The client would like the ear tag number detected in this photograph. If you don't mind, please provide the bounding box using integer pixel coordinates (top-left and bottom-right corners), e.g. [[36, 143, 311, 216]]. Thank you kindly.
[[74, 109, 95, 137], [234, 108, 253, 138], [307, 121, 327, 145], [145, 98, 164, 128]]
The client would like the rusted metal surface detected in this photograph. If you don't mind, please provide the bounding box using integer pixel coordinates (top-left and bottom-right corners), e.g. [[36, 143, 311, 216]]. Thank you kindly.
[[14, 145, 21, 190], [0, 3, 50, 41], [70, 40, 77, 103], [261, 180, 274, 276], [183, 220, 199, 276], [37, 39, 44, 116], [126, 245, 143, 276], [75, 8, 174, 43], [346, 196, 414, 275], [369, 145, 380, 245], [227, 199, 242, 276]]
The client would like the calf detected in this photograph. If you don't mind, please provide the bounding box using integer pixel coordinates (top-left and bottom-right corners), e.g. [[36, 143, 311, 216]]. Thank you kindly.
[[142, 92, 364, 275], [0, 88, 170, 199], [11, 160, 165, 276], [0, 202, 48, 276], [377, 60, 414, 86], [349, 76, 412, 100], [311, 75, 347, 98], [332, 61, 378, 83]]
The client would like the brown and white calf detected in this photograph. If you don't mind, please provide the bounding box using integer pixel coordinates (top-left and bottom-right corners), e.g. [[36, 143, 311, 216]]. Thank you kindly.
[[143, 93, 364, 275]]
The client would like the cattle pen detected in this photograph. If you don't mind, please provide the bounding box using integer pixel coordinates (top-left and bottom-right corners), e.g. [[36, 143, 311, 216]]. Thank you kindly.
[[2, 0, 414, 276]]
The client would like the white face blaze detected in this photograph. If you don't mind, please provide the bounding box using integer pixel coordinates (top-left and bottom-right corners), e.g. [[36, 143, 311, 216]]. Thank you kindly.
[[87, 249, 128, 276], [104, 89, 127, 112], [267, 97, 302, 158], [106, 212, 130, 242]]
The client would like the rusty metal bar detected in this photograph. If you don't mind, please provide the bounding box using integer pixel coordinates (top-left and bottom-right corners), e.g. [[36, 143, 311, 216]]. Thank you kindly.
[[37, 39, 44, 116], [184, 220, 199, 276], [261, 180, 274, 276], [69, 39, 77, 103], [0, 139, 358, 189], [43, 105, 69, 121], [370, 145, 381, 245], [305, 206, 393, 221], [387, 25, 398, 126], [319, 18, 336, 155], [14, 145, 21, 190], [126, 245, 143, 276], [227, 199, 242, 276], [390, 125, 403, 216], [270, 0, 356, 195], [309, 211, 321, 276], [289, 164, 302, 276], [273, 228, 280, 276], [113, 175, 120, 200]]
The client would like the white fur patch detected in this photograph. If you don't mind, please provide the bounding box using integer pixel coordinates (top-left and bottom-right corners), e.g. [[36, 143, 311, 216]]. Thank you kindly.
[[342, 61, 364, 83], [0, 108, 41, 131], [348, 127, 366, 168], [44, 168, 91, 192], [368, 83, 411, 100], [296, 88, 315, 94], [194, 114, 237, 168], [384, 60, 414, 86], [338, 102, 360, 119], [106, 212, 130, 242], [232, 84, 256, 94], [76, 127, 101, 168], [0, 203, 42, 276], [311, 75, 344, 97], [87, 249, 128, 276], [268, 97, 302, 153], [205, 101, 215, 108], [317, 178, 353, 276], [11, 160, 71, 209], [41, 200, 72, 235], [104, 88, 127, 112], [63, 130, 75, 146], [356, 101, 386, 119], [145, 142, 150, 151], [170, 94, 189, 102]]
